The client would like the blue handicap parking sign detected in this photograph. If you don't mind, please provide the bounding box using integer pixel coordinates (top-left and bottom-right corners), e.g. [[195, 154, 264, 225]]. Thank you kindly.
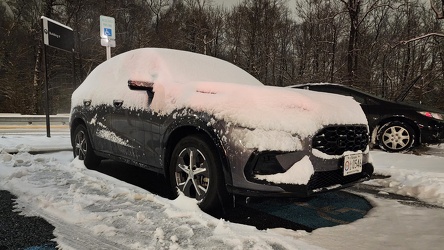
[[104, 28, 112, 37]]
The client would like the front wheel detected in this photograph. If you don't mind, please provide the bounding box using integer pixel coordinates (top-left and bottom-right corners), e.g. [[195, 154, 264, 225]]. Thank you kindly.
[[169, 135, 228, 213], [72, 124, 101, 168], [377, 121, 415, 152]]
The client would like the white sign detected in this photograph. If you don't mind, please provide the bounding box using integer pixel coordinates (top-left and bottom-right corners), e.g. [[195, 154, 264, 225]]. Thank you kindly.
[[101, 39, 116, 47], [100, 15, 115, 40]]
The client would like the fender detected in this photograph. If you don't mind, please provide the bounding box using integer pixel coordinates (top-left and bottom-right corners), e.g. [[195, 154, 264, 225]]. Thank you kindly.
[[161, 109, 233, 187]]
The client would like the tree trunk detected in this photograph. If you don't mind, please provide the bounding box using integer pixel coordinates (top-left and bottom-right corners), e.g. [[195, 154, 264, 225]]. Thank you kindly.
[[343, 0, 361, 84]]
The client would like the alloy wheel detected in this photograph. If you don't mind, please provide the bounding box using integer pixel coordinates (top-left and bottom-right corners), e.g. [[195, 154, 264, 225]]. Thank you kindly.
[[381, 125, 411, 151], [174, 147, 210, 201], [74, 130, 87, 160]]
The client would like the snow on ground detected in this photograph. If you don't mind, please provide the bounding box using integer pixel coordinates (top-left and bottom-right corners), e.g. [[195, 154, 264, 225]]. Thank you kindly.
[[370, 148, 444, 207], [0, 133, 71, 153], [0, 134, 443, 249]]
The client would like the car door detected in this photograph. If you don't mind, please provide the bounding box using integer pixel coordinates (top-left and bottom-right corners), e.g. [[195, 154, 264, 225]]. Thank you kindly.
[[120, 81, 163, 168], [87, 79, 151, 163], [106, 99, 144, 161], [86, 102, 116, 156]]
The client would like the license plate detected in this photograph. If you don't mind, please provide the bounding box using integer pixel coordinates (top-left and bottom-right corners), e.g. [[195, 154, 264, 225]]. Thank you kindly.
[[343, 153, 363, 176]]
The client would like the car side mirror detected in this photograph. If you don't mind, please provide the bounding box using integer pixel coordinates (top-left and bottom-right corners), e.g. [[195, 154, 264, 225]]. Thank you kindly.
[[128, 80, 154, 91]]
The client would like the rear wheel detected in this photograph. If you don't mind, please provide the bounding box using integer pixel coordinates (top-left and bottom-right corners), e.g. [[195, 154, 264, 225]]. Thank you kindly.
[[73, 124, 101, 168], [169, 135, 228, 213], [377, 121, 415, 152]]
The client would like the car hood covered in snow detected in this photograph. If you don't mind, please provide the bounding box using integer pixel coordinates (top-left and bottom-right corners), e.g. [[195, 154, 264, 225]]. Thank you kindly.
[[72, 48, 367, 138]]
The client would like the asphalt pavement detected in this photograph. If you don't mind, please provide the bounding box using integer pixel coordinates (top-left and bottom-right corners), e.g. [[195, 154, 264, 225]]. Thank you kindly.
[[0, 190, 57, 250]]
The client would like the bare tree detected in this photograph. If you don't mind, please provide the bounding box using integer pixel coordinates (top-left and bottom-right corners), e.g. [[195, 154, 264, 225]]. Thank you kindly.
[[294, 0, 346, 84], [339, 0, 393, 86]]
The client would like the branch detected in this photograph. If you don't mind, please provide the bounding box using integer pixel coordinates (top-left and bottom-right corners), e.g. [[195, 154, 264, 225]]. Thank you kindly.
[[430, 0, 444, 19], [358, 2, 393, 27], [399, 33, 444, 45]]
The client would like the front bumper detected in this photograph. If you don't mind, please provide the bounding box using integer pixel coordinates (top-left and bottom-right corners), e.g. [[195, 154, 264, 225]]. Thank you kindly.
[[227, 149, 374, 198], [227, 163, 373, 197], [221, 124, 373, 198], [419, 120, 444, 144]]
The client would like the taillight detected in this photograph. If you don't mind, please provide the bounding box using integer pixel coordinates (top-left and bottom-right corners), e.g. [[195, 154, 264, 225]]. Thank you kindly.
[[419, 111, 444, 121]]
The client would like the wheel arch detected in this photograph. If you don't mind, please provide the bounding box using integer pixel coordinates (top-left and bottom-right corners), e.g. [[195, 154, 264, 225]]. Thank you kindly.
[[162, 124, 232, 188], [70, 117, 87, 146]]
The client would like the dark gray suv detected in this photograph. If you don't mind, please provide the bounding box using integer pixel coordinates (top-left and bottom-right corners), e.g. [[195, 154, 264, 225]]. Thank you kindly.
[[70, 48, 374, 212]]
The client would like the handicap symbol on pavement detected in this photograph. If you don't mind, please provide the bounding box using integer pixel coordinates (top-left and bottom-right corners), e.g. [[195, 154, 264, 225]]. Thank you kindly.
[[244, 191, 372, 230]]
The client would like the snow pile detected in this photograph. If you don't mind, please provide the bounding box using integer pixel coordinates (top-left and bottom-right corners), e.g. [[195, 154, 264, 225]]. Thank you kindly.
[[256, 156, 314, 184], [369, 150, 444, 207], [72, 48, 367, 140]]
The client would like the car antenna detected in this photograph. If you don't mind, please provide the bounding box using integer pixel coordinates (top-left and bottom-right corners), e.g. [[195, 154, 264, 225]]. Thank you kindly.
[[394, 75, 422, 102]]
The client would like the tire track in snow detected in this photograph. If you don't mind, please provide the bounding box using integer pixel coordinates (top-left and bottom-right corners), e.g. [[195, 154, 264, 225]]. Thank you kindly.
[[16, 201, 126, 250]]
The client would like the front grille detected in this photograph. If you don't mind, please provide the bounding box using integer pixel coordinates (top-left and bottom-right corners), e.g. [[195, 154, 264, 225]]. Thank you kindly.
[[313, 125, 368, 155]]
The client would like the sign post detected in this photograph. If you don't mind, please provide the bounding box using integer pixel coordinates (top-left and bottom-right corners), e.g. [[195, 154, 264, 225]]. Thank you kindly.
[[100, 15, 116, 60], [41, 16, 74, 138]]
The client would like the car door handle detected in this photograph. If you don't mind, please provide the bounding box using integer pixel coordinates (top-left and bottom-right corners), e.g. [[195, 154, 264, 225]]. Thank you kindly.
[[113, 100, 124, 108]]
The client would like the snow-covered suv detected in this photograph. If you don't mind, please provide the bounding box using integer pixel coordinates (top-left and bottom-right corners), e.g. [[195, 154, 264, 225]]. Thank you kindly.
[[70, 48, 374, 213]]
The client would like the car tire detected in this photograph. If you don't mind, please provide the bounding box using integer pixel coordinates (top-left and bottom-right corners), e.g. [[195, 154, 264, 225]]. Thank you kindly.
[[169, 135, 228, 213], [377, 121, 415, 152], [73, 124, 101, 168]]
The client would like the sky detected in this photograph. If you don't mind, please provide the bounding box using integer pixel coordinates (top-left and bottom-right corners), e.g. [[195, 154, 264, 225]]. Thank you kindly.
[[213, 0, 242, 7]]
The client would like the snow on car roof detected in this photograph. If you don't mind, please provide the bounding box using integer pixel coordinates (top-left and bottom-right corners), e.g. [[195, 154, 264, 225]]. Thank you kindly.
[[288, 82, 343, 88], [72, 48, 367, 138]]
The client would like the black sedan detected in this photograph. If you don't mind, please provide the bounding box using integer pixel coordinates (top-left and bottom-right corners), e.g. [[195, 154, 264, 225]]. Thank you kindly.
[[292, 83, 444, 152]]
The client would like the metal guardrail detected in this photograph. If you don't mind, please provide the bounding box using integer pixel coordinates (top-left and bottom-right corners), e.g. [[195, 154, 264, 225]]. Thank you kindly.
[[0, 114, 70, 126]]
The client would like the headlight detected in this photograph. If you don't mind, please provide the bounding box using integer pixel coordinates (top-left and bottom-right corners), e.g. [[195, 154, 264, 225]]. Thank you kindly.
[[418, 111, 444, 121]]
